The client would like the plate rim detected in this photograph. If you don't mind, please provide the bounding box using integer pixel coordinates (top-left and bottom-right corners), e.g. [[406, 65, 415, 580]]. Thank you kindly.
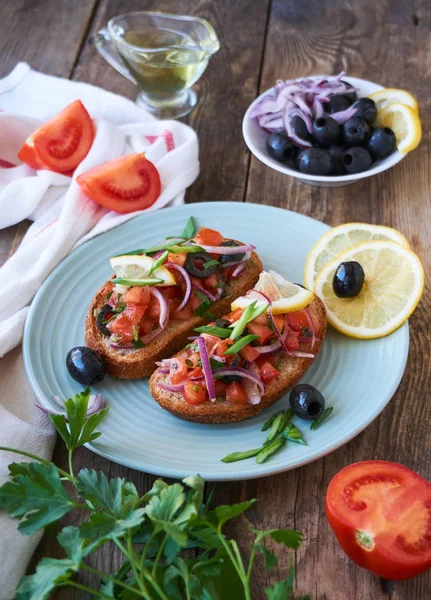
[[23, 202, 410, 481]]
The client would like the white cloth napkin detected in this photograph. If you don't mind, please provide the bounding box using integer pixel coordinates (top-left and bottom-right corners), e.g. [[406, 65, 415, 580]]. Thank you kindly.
[[0, 63, 199, 599]]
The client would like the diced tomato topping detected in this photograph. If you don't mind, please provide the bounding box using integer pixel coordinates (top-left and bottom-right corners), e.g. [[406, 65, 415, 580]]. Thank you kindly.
[[252, 314, 268, 326], [240, 344, 260, 363], [107, 314, 134, 343], [147, 296, 161, 319], [226, 382, 249, 405], [189, 367, 203, 379], [183, 381, 207, 405], [225, 308, 244, 323], [123, 303, 147, 325], [139, 315, 155, 335], [204, 274, 218, 289], [272, 314, 285, 332], [194, 227, 224, 247], [214, 379, 229, 397], [187, 352, 201, 368], [166, 253, 186, 266], [190, 293, 202, 311], [256, 354, 278, 368], [259, 361, 280, 384], [169, 356, 188, 384], [247, 322, 274, 345], [285, 326, 300, 351], [286, 310, 309, 333], [171, 302, 194, 321], [107, 292, 119, 307], [122, 286, 151, 308]]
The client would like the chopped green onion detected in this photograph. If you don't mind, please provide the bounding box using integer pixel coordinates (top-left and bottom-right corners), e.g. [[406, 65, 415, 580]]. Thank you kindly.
[[194, 326, 231, 339], [229, 300, 269, 340], [105, 291, 113, 300], [168, 244, 204, 254], [310, 407, 333, 430], [203, 259, 220, 269], [132, 326, 139, 342], [256, 438, 286, 464], [221, 448, 261, 463], [181, 216, 196, 239], [111, 277, 163, 287], [93, 308, 98, 317], [281, 423, 307, 445], [265, 412, 292, 444], [223, 334, 259, 356], [147, 250, 169, 277], [192, 384, 200, 393], [132, 338, 145, 349]]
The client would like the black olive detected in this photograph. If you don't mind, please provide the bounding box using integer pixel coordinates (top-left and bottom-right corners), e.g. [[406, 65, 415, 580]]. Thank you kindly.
[[266, 132, 298, 164], [96, 304, 114, 337], [313, 116, 341, 147], [352, 98, 377, 124], [367, 127, 396, 160], [343, 117, 370, 146], [342, 147, 372, 174], [219, 240, 246, 265], [327, 145, 346, 175], [340, 81, 357, 105], [220, 357, 241, 383], [333, 261, 365, 298], [184, 251, 217, 278], [215, 318, 232, 329], [289, 384, 325, 420], [325, 95, 351, 114], [66, 346, 106, 385], [297, 148, 334, 175]]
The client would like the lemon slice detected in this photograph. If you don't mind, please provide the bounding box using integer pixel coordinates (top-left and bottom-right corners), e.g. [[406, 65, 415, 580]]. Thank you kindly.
[[110, 255, 176, 287], [375, 103, 422, 153], [231, 270, 314, 315], [314, 241, 424, 339], [304, 223, 410, 290], [368, 88, 419, 113]]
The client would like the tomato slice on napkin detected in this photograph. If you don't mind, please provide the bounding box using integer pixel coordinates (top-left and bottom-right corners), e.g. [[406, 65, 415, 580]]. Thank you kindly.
[[326, 460, 431, 580], [76, 153, 161, 214], [17, 100, 94, 173]]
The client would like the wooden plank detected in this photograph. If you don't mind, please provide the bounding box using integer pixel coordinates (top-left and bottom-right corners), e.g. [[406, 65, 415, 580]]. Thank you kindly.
[[0, 0, 99, 77], [244, 1, 431, 599], [72, 0, 271, 203]]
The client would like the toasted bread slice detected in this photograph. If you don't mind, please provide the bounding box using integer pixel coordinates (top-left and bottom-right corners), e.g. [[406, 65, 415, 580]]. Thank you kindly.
[[85, 250, 262, 379], [149, 295, 326, 424]]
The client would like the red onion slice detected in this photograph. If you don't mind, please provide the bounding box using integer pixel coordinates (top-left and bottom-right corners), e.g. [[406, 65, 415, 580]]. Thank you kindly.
[[197, 336, 216, 402], [329, 105, 357, 124], [213, 367, 266, 396], [156, 382, 185, 393], [283, 107, 312, 149], [304, 308, 316, 350], [254, 340, 282, 356], [150, 287, 169, 329], [231, 264, 246, 278], [192, 282, 218, 302], [165, 263, 192, 311], [156, 367, 169, 374], [140, 327, 163, 344], [155, 359, 172, 367], [109, 341, 135, 349], [287, 350, 315, 359], [243, 363, 263, 405], [199, 243, 255, 255]]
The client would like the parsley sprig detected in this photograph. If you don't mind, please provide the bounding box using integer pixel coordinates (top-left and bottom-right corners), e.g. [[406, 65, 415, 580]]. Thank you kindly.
[[0, 390, 306, 600]]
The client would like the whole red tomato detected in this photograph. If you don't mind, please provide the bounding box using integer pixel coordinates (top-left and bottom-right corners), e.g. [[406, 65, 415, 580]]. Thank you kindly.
[[326, 460, 431, 580]]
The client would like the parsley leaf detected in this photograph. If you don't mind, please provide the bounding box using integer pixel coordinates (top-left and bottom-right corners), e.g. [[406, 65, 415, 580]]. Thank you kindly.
[[76, 469, 139, 516], [0, 462, 74, 535], [17, 557, 78, 599]]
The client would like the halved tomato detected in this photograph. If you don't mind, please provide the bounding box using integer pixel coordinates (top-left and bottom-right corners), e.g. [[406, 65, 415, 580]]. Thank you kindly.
[[183, 381, 207, 405], [18, 100, 94, 173], [326, 461, 431, 580], [194, 227, 224, 246], [77, 153, 161, 214]]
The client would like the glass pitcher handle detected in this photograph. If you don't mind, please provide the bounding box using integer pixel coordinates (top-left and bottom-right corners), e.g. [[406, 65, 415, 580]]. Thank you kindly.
[[94, 28, 137, 84]]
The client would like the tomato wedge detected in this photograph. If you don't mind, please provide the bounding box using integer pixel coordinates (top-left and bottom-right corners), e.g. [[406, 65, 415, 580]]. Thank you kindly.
[[77, 153, 161, 214], [18, 100, 94, 173], [194, 227, 224, 246], [326, 461, 431, 580]]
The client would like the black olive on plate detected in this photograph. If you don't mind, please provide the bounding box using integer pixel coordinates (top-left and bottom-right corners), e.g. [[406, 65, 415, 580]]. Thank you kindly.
[[66, 347, 106, 385], [219, 241, 246, 265], [96, 304, 114, 337], [340, 81, 357, 105], [332, 261, 365, 298], [326, 95, 351, 114], [327, 145, 346, 175], [343, 117, 370, 146], [215, 318, 232, 329], [352, 98, 377, 124], [313, 116, 341, 147], [342, 147, 372, 174], [292, 115, 313, 142], [367, 127, 396, 160], [266, 132, 298, 164], [184, 251, 217, 278], [297, 148, 334, 176], [289, 384, 325, 420]]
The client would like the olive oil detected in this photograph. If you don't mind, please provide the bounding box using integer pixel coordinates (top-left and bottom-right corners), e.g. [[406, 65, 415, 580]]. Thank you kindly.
[[114, 29, 209, 96]]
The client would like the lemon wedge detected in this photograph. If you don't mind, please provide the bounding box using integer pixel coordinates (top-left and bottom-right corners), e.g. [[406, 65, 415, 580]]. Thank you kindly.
[[375, 103, 422, 153], [368, 88, 419, 113], [232, 270, 314, 315], [303, 223, 410, 290], [110, 255, 176, 287], [314, 240, 424, 339]]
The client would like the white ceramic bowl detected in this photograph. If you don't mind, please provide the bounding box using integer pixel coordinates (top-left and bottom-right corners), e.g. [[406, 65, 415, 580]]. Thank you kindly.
[[242, 76, 405, 187]]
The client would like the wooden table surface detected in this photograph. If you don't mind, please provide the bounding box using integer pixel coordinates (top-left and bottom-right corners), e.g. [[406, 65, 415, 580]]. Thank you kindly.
[[1, 1, 430, 598]]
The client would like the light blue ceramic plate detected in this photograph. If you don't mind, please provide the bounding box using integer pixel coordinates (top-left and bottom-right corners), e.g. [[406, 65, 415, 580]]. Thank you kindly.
[[23, 202, 409, 481]]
